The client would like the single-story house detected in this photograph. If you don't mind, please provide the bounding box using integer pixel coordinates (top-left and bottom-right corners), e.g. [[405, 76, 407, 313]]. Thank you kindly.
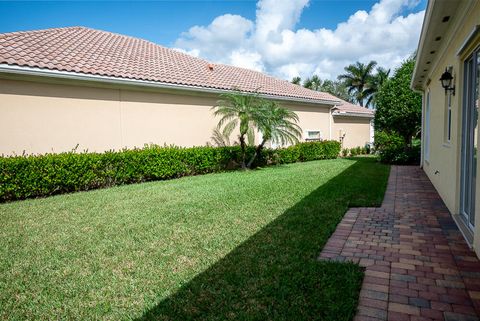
[[0, 27, 373, 156], [411, 0, 480, 255]]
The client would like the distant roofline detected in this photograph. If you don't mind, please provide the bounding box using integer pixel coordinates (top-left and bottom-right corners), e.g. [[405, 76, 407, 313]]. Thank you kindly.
[[0, 63, 340, 106]]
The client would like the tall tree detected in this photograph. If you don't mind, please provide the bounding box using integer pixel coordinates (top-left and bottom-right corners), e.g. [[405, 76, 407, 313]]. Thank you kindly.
[[364, 67, 391, 107], [320, 79, 354, 103], [303, 75, 322, 91], [338, 61, 377, 107], [374, 58, 421, 145], [291, 76, 301, 85]]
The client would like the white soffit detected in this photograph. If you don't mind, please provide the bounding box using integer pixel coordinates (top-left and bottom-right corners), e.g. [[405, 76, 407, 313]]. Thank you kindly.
[[411, 0, 463, 91]]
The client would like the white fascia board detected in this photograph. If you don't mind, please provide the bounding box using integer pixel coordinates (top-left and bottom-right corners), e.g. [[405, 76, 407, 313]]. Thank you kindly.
[[332, 111, 374, 119], [0, 64, 340, 106]]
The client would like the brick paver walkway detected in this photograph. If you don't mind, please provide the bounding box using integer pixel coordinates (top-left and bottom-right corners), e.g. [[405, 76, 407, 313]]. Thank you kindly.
[[319, 166, 480, 321]]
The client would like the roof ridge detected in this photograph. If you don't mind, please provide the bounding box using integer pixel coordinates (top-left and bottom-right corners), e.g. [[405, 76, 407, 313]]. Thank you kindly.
[[0, 26, 85, 38]]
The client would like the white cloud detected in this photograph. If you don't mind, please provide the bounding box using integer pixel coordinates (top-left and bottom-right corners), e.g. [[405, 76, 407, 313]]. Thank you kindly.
[[174, 0, 425, 80], [229, 49, 265, 72], [175, 14, 254, 63]]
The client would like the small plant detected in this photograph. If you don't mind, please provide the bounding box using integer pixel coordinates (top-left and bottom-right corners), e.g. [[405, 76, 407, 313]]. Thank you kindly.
[[365, 144, 371, 154], [342, 148, 349, 157]]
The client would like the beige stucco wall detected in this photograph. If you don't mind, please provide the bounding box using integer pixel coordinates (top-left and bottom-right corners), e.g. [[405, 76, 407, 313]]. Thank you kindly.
[[0, 77, 361, 156], [0, 79, 221, 154], [333, 116, 372, 149], [284, 102, 331, 143], [420, 1, 480, 255]]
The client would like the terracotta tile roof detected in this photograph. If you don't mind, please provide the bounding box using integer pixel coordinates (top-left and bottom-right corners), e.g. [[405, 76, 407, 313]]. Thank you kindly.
[[0, 26, 340, 104], [333, 99, 374, 117]]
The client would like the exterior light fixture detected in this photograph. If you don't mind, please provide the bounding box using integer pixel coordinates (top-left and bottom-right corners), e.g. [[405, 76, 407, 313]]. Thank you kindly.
[[439, 67, 455, 95]]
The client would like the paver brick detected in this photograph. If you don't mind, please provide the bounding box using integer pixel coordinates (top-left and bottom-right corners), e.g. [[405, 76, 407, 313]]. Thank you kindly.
[[318, 166, 480, 321], [357, 306, 387, 320], [388, 302, 420, 316], [387, 311, 410, 321]]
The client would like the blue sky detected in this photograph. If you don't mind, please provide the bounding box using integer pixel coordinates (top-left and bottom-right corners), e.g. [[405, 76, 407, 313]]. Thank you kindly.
[[0, 1, 425, 46], [0, 0, 428, 79]]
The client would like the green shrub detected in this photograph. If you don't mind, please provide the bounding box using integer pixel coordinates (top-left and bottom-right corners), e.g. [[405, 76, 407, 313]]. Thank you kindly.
[[0, 141, 340, 202], [275, 145, 300, 164], [341, 148, 349, 157], [365, 144, 371, 155], [296, 141, 341, 161], [374, 131, 420, 165]]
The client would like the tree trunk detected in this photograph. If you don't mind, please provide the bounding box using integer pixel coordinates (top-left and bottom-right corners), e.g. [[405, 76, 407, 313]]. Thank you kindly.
[[239, 135, 247, 169], [247, 139, 267, 169]]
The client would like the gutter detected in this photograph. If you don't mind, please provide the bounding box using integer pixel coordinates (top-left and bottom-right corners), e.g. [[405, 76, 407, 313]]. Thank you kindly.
[[332, 111, 374, 119], [0, 64, 340, 106]]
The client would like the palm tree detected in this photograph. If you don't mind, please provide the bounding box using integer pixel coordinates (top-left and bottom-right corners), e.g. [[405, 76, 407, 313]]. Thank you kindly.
[[246, 101, 302, 168], [375, 67, 391, 87], [364, 67, 390, 107], [212, 91, 264, 169], [291, 76, 301, 85], [303, 75, 322, 91], [338, 61, 377, 107]]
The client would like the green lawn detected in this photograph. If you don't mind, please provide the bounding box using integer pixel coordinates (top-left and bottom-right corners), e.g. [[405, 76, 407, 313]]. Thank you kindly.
[[0, 157, 389, 320]]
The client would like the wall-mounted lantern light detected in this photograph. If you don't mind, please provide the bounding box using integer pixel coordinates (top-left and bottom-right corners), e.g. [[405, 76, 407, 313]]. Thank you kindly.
[[439, 67, 455, 95]]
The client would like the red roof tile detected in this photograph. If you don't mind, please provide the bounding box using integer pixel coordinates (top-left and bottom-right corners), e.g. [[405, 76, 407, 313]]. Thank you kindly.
[[0, 27, 340, 104]]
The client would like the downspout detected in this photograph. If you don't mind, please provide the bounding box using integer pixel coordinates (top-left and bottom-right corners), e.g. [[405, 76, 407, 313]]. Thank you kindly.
[[329, 106, 336, 140], [420, 92, 425, 169], [412, 87, 425, 169]]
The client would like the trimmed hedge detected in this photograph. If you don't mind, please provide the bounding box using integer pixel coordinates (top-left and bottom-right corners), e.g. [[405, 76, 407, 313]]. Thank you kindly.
[[275, 141, 341, 163], [0, 140, 340, 202]]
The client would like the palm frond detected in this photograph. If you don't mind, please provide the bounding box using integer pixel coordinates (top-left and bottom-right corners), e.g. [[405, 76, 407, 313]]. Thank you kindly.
[[211, 128, 231, 147]]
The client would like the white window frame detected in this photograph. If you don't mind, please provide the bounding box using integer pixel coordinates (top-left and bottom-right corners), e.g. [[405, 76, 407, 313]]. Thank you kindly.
[[305, 130, 322, 141]]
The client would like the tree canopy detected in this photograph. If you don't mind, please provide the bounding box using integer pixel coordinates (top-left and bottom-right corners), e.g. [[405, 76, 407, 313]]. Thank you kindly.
[[338, 61, 378, 107], [292, 75, 354, 103], [292, 61, 389, 107], [374, 57, 422, 144]]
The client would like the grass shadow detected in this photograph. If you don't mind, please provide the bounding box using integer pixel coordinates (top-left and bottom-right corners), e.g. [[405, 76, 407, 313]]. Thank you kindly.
[[136, 158, 390, 321]]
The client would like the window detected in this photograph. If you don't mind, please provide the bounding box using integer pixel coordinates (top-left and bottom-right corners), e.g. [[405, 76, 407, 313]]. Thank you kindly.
[[306, 130, 321, 141], [424, 90, 430, 161]]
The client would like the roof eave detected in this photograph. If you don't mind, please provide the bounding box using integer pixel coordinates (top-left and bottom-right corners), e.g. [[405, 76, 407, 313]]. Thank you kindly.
[[332, 111, 374, 119], [411, 0, 470, 91], [0, 64, 340, 106], [411, 0, 435, 91]]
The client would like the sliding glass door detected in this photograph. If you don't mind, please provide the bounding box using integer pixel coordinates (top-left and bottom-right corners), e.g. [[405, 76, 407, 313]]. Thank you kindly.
[[461, 48, 479, 228]]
